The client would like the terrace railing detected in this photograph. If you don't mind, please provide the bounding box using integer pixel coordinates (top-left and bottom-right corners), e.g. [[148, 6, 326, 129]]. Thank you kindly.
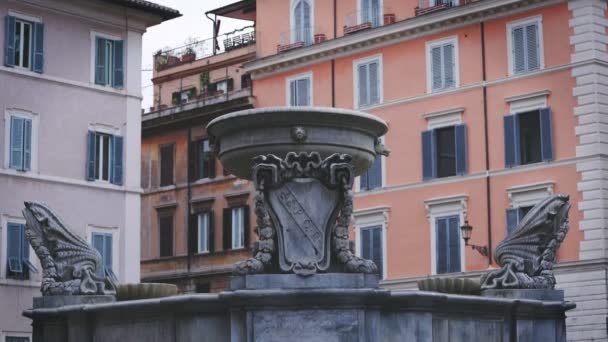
[[278, 26, 325, 53], [344, 7, 396, 35], [415, 0, 473, 16]]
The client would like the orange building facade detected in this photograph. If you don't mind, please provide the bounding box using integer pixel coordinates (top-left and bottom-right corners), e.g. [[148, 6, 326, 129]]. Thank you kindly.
[[243, 0, 608, 340], [140, 2, 257, 293]]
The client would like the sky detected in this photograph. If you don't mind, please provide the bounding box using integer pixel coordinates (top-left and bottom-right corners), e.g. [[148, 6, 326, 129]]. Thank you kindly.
[[141, 0, 252, 110]]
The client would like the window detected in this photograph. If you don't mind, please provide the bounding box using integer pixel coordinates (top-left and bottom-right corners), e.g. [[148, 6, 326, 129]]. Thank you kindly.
[[159, 213, 174, 257], [427, 37, 458, 92], [506, 205, 533, 236], [94, 36, 123, 88], [86, 131, 123, 185], [360, 0, 382, 28], [8, 115, 32, 171], [431, 0, 459, 6], [292, 0, 313, 46], [435, 215, 461, 274], [504, 108, 553, 167], [354, 56, 382, 108], [241, 73, 252, 88], [159, 144, 174, 186], [207, 79, 233, 95], [360, 225, 384, 278], [4, 15, 43, 72], [360, 155, 382, 190], [6, 222, 36, 280], [194, 139, 215, 180], [198, 212, 211, 254], [171, 88, 196, 105], [6, 337, 29, 342], [287, 73, 312, 106], [92, 232, 112, 277], [508, 17, 542, 75], [422, 124, 467, 180], [223, 206, 249, 250]]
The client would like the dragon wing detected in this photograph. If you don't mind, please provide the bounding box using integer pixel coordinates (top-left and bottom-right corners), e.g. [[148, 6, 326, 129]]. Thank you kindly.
[[493, 194, 570, 276]]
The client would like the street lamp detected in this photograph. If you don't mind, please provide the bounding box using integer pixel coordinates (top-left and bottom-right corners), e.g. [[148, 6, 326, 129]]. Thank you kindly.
[[460, 220, 489, 257]]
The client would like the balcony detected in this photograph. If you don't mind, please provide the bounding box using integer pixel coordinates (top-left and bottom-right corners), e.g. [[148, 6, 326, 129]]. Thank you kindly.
[[344, 7, 396, 35], [277, 27, 326, 53], [154, 26, 255, 71], [415, 0, 471, 16]]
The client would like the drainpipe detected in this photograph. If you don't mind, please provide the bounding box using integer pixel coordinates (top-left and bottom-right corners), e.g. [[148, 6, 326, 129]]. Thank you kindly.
[[187, 127, 193, 273], [481, 21, 493, 266], [331, 0, 337, 107]]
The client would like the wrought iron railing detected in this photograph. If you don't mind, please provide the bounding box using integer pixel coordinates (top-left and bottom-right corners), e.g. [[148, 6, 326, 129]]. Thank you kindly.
[[344, 7, 395, 34], [415, 0, 473, 16], [277, 26, 325, 53]]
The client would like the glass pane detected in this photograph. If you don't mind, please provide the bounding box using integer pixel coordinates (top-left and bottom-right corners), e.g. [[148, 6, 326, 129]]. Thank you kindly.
[[14, 21, 21, 67], [22, 22, 31, 69], [518, 111, 542, 165], [102, 135, 110, 181], [436, 126, 456, 178]]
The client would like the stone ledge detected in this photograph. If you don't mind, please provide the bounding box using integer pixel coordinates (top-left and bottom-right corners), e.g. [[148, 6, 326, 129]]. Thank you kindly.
[[33, 295, 115, 309], [482, 289, 564, 301], [230, 273, 379, 290]]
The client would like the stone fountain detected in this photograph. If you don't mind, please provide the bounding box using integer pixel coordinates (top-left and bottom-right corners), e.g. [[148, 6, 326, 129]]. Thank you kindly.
[[24, 107, 573, 341]]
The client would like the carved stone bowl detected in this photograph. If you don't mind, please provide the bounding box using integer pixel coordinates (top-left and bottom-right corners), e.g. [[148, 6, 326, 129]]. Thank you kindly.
[[116, 283, 178, 301], [206, 107, 388, 179]]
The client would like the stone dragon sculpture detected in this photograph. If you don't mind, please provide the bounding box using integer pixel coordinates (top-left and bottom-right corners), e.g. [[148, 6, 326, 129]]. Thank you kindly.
[[481, 194, 571, 290], [22, 202, 116, 296]]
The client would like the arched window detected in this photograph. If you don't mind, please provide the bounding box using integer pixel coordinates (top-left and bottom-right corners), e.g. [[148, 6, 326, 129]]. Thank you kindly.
[[292, 0, 312, 46], [360, 0, 381, 28]]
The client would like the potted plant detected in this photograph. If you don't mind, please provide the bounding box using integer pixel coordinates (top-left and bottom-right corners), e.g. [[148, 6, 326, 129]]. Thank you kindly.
[[181, 47, 196, 62]]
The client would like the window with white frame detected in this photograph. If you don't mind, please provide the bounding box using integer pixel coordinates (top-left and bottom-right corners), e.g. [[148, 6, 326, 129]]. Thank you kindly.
[[360, 0, 382, 28], [354, 55, 382, 108], [91, 232, 112, 277], [94, 35, 124, 88], [427, 37, 458, 92], [198, 212, 211, 254], [292, 0, 313, 46], [360, 155, 382, 190], [86, 131, 123, 185], [425, 195, 466, 275], [5, 13, 44, 73], [508, 16, 543, 75], [8, 114, 32, 171], [354, 206, 389, 279], [287, 73, 312, 106], [506, 182, 553, 236], [231, 207, 245, 249], [360, 225, 384, 278]]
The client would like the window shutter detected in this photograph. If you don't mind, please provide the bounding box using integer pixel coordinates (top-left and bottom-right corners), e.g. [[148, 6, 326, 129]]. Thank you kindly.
[[431, 46, 442, 91], [95, 37, 107, 85], [189, 214, 198, 254], [4, 16, 16, 67], [104, 235, 112, 275], [422, 129, 436, 180], [512, 27, 525, 74], [9, 116, 24, 170], [372, 227, 383, 277], [362, 0, 371, 23], [223, 208, 232, 250], [243, 206, 251, 248], [92, 233, 105, 276], [209, 211, 215, 252], [367, 155, 382, 189], [503, 115, 520, 168], [21, 224, 29, 263], [361, 228, 371, 259], [525, 24, 539, 71], [113, 40, 124, 88], [539, 108, 554, 162], [447, 216, 461, 273], [159, 215, 174, 257], [358, 64, 368, 107], [443, 44, 455, 88], [435, 218, 447, 274], [297, 78, 309, 106], [371, 0, 381, 27], [369, 62, 379, 105], [111, 135, 123, 185], [294, 1, 302, 43], [289, 80, 297, 106], [454, 124, 467, 175], [227, 78, 234, 91], [31, 22, 45, 73], [23, 119, 32, 171], [506, 208, 519, 236], [86, 131, 96, 181]]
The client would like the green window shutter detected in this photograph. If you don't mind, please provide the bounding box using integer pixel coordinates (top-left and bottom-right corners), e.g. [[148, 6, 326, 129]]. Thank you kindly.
[[5, 16, 16, 66], [113, 40, 124, 88], [95, 37, 107, 85], [33, 22, 44, 73]]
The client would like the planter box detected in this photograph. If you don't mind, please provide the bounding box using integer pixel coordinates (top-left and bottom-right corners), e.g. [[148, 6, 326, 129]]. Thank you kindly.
[[181, 53, 196, 62], [384, 14, 396, 25], [314, 34, 326, 44]]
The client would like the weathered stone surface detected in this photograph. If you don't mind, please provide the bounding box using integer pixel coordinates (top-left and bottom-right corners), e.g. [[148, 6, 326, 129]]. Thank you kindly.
[[482, 289, 565, 301], [33, 295, 115, 309], [230, 273, 379, 290]]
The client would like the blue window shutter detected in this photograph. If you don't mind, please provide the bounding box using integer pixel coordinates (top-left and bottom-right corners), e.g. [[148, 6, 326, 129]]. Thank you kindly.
[[371, 0, 381, 27], [104, 234, 113, 274], [431, 46, 442, 91], [454, 124, 467, 175], [506, 208, 519, 236], [7, 223, 23, 273], [111, 135, 123, 185], [9, 116, 24, 170], [23, 119, 32, 171], [539, 108, 554, 162], [447, 216, 461, 273], [436, 218, 447, 274], [372, 227, 383, 277], [361, 228, 371, 260], [92, 233, 105, 276], [290, 80, 297, 106], [512, 27, 525, 74], [86, 131, 96, 181], [296, 78, 309, 106], [4, 16, 16, 67], [367, 155, 382, 189], [33, 22, 44, 73], [95, 37, 107, 85], [369, 62, 379, 105], [443, 44, 455, 88], [20, 224, 29, 261], [525, 23, 539, 71], [422, 129, 436, 180], [113, 40, 124, 88], [358, 64, 368, 107], [504, 115, 520, 167]]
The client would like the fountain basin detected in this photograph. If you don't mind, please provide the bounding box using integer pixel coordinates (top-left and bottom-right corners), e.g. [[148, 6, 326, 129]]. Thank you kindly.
[[206, 107, 388, 179]]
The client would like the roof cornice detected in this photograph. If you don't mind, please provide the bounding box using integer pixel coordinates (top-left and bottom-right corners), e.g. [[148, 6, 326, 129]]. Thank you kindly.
[[245, 0, 564, 80]]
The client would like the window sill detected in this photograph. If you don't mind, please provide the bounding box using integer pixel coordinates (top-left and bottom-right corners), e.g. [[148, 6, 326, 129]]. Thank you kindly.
[[0, 277, 39, 288]]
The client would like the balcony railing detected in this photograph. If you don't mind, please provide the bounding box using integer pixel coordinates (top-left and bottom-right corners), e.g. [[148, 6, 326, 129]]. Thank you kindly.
[[344, 7, 396, 35], [415, 0, 473, 16], [154, 26, 256, 71], [278, 26, 327, 53]]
